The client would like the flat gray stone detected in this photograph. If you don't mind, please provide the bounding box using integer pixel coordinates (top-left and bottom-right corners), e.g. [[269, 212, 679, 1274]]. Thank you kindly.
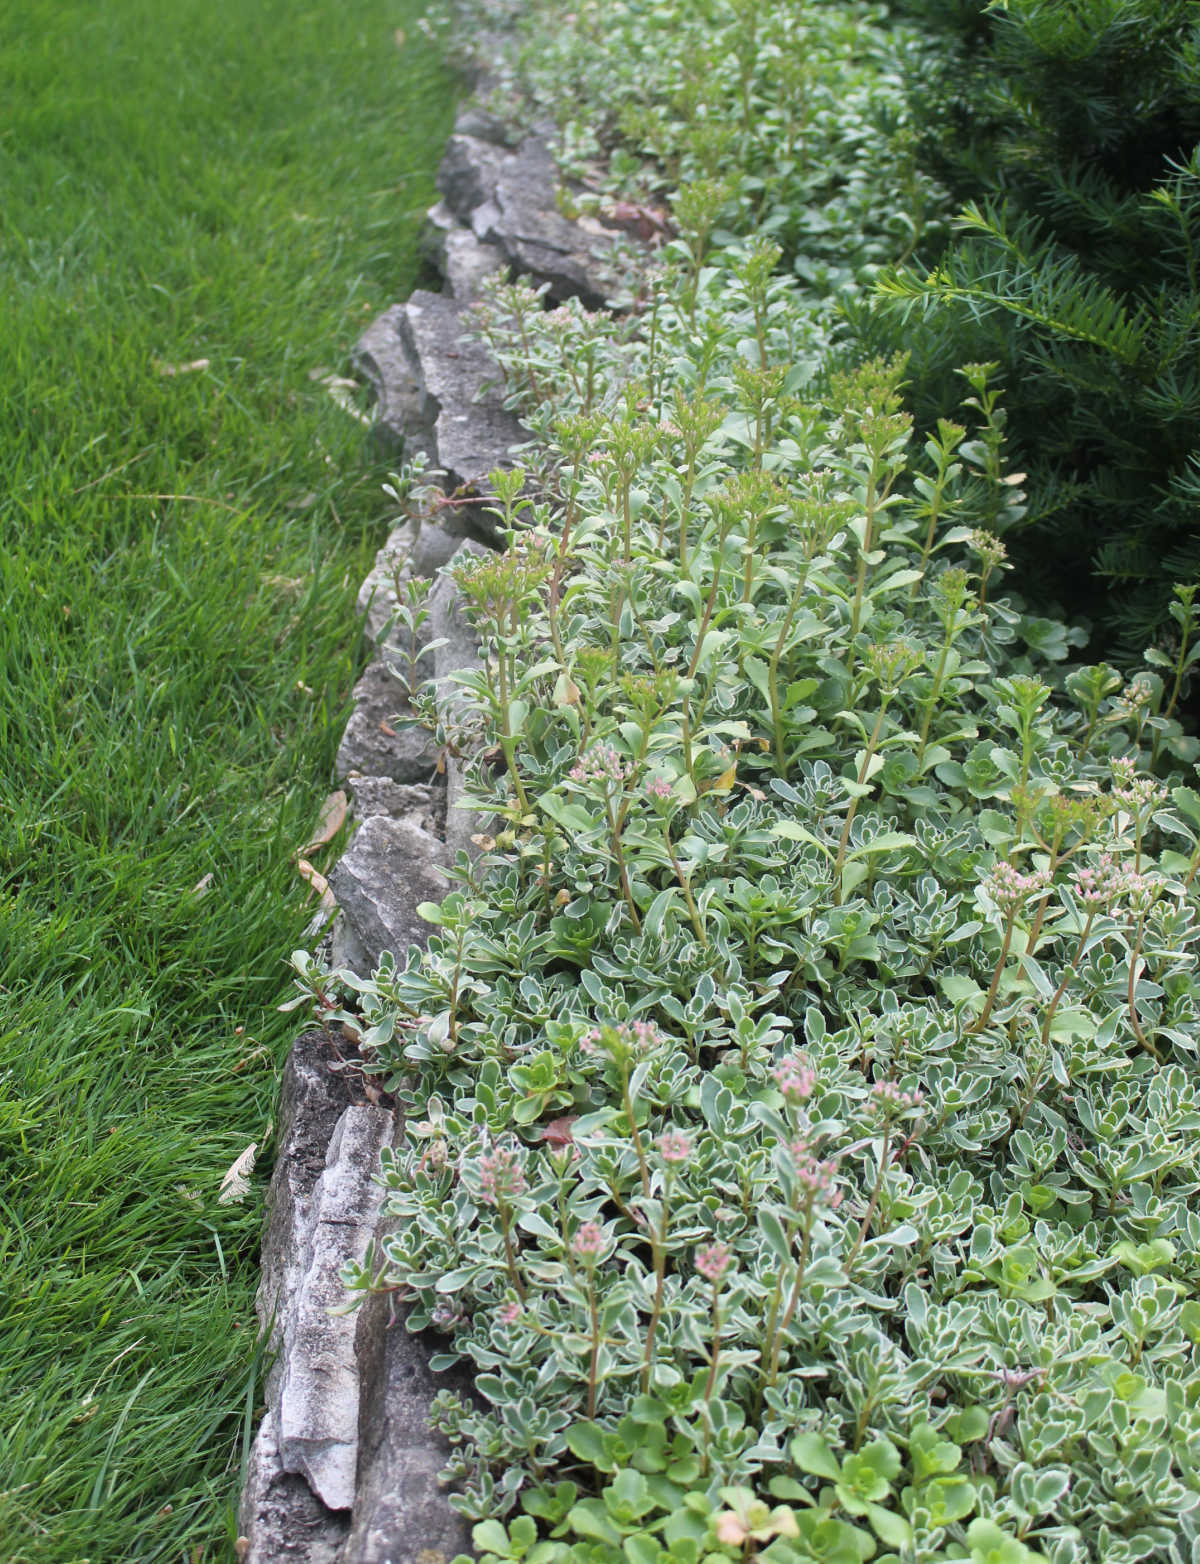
[[443, 224, 506, 302], [357, 519, 463, 648], [437, 133, 626, 308], [336, 660, 441, 784], [453, 102, 513, 145], [239, 1032, 360, 1563], [437, 133, 509, 227], [256, 1033, 357, 1369], [430, 543, 489, 865], [396, 291, 526, 532], [338, 1295, 473, 1564], [345, 778, 440, 837], [327, 816, 450, 970], [354, 305, 431, 463], [355, 293, 525, 540], [327, 909, 373, 980], [276, 1106, 400, 1511], [240, 1409, 349, 1564]]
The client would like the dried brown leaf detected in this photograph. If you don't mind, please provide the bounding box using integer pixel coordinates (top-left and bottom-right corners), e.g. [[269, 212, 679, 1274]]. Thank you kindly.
[[296, 857, 337, 912], [218, 1144, 257, 1204], [303, 790, 347, 853]]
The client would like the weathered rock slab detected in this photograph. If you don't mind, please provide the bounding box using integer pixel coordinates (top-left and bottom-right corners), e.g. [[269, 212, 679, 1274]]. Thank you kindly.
[[327, 815, 450, 971], [240, 1408, 349, 1563], [239, 1033, 361, 1561], [354, 305, 431, 462], [354, 292, 525, 537], [423, 201, 506, 303], [437, 133, 625, 308], [338, 1295, 473, 1564], [356, 518, 464, 649], [398, 290, 527, 522], [345, 778, 440, 837], [335, 660, 440, 784], [276, 1105, 399, 1511]]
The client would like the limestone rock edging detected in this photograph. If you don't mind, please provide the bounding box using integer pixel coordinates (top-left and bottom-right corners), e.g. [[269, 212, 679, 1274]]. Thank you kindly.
[[240, 49, 651, 1562]]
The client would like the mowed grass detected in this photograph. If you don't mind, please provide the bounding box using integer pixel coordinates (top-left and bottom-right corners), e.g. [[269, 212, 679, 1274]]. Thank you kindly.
[[0, 2, 453, 1557]]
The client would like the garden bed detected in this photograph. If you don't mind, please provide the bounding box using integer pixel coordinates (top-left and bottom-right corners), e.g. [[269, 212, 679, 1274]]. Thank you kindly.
[[258, 2, 1200, 1561]]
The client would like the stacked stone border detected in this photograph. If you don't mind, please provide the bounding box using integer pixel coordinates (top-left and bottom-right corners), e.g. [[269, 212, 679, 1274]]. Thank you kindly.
[[236, 34, 650, 1563]]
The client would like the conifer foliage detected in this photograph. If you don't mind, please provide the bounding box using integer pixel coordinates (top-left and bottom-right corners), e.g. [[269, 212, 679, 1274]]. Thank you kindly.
[[866, 0, 1200, 660]]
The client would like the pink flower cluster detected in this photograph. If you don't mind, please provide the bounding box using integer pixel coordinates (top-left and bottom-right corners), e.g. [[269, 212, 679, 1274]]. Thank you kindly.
[[579, 1018, 665, 1057], [497, 1301, 523, 1326], [658, 1130, 692, 1163], [986, 861, 1051, 908], [572, 1221, 604, 1258], [1071, 854, 1125, 908], [695, 1241, 733, 1282], [772, 1054, 816, 1104], [569, 745, 635, 786], [1110, 757, 1166, 812], [476, 1144, 527, 1206], [645, 775, 674, 801], [870, 1080, 925, 1115], [790, 1147, 842, 1209], [1122, 869, 1165, 913]]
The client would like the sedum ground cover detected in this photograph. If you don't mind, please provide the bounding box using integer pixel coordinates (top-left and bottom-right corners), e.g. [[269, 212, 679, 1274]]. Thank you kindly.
[[294, 2, 1200, 1563], [0, 1, 452, 1557]]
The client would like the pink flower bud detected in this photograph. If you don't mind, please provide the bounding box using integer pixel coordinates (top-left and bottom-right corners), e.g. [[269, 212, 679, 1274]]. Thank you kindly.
[[696, 1242, 732, 1282], [572, 1221, 604, 1258], [658, 1130, 692, 1163]]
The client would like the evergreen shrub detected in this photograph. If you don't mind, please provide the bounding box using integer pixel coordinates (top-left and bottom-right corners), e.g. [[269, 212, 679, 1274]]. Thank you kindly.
[[866, 0, 1200, 662]]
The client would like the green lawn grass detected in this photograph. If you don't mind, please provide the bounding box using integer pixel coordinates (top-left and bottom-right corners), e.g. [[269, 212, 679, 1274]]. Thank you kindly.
[[0, 2, 453, 1557]]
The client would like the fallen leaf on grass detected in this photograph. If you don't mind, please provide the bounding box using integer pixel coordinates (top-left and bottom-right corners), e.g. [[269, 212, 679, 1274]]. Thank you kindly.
[[154, 357, 210, 377], [302, 790, 347, 854], [190, 872, 214, 896], [218, 1144, 257, 1204], [309, 368, 372, 425], [296, 857, 337, 913]]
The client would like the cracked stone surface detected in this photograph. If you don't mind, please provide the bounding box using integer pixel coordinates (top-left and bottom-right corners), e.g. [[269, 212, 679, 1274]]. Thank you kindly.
[[356, 519, 464, 649], [276, 1105, 400, 1511], [430, 542, 488, 865], [422, 201, 505, 303], [354, 293, 525, 538], [337, 1294, 473, 1564], [241, 1409, 349, 1563], [354, 304, 432, 463], [436, 134, 509, 228], [335, 660, 441, 784], [397, 290, 527, 533], [327, 815, 450, 971], [238, 1034, 365, 1561], [437, 132, 625, 308], [452, 102, 513, 146], [344, 778, 440, 837]]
